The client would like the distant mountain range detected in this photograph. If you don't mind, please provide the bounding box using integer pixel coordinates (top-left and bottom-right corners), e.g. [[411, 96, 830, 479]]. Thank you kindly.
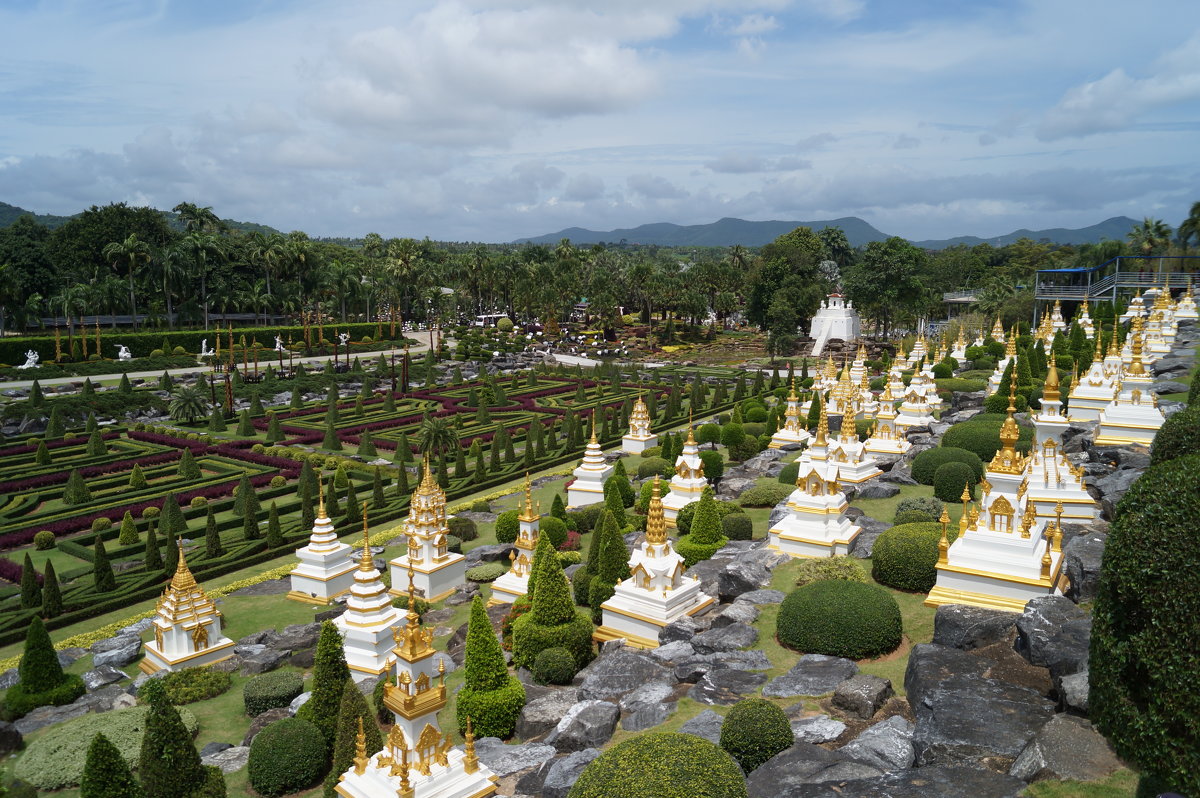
[[517, 215, 1141, 250], [0, 201, 278, 235]]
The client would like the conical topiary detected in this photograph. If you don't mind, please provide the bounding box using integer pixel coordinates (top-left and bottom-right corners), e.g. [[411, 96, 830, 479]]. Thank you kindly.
[[603, 479, 627, 529], [161, 493, 187, 536], [138, 678, 207, 798], [143, 516, 163, 572], [63, 468, 92, 505], [118, 511, 138, 545], [265, 412, 283, 444], [296, 621, 350, 752], [81, 731, 144, 798], [46, 406, 65, 440], [357, 430, 377, 457], [93, 535, 116, 592], [207, 405, 226, 432], [86, 429, 106, 456], [20, 553, 41, 610], [20, 615, 68, 693], [324, 680, 383, 798], [456, 596, 526, 738], [35, 439, 51, 465], [42, 560, 62, 617], [177, 448, 201, 479], [205, 505, 224, 558], [265, 502, 283, 547], [162, 532, 180, 577], [236, 409, 254, 437], [129, 463, 147, 489]]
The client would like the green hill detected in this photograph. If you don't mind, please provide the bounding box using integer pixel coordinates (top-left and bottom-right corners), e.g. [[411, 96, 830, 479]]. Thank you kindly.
[[515, 216, 891, 248], [0, 201, 278, 236]]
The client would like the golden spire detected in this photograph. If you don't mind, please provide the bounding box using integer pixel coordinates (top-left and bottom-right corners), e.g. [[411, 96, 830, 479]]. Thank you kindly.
[[1043, 354, 1060, 403], [880, 381, 895, 403], [463, 717, 480, 774], [937, 506, 950, 565], [991, 317, 1005, 340], [989, 362, 1023, 474], [417, 452, 437, 493], [317, 477, 327, 520], [1127, 320, 1146, 376], [589, 410, 598, 444], [1106, 330, 1120, 357], [814, 394, 828, 446], [353, 717, 369, 775], [645, 477, 667, 545], [1004, 326, 1017, 358], [518, 473, 536, 522], [788, 377, 797, 402], [170, 538, 198, 591], [1093, 330, 1103, 359], [685, 410, 696, 445], [358, 508, 374, 571]]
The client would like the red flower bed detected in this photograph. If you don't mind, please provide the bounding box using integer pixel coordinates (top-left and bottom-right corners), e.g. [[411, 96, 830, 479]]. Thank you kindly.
[[0, 450, 183, 494], [0, 431, 120, 458]]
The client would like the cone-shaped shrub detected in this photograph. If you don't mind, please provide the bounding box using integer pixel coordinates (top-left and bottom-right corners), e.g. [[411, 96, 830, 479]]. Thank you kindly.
[[93, 535, 116, 592], [161, 493, 187, 536], [129, 463, 147, 489], [5, 615, 84, 717], [138, 678, 207, 798], [342, 482, 361, 528], [525, 532, 555, 605], [46, 406, 65, 440], [35, 439, 52, 465], [30, 379, 44, 406], [322, 418, 342, 451], [86, 429, 106, 456], [676, 487, 728, 568], [118, 373, 132, 394], [609, 459, 634, 506], [81, 732, 144, 798], [118, 511, 138, 545], [514, 540, 594, 670], [20, 552, 41, 609], [265, 411, 284, 444], [242, 506, 260, 542], [265, 502, 283, 547], [162, 532, 180, 577], [333, 463, 349, 490], [372, 468, 385, 508], [456, 596, 526, 738], [207, 405, 226, 432], [296, 621, 350, 753], [177, 448, 201, 479], [236, 409, 254, 437], [603, 479, 627, 528], [551, 493, 567, 521], [205, 505, 224, 558], [42, 560, 62, 618], [143, 517, 163, 572], [357, 430, 377, 457], [324, 680, 383, 798], [63, 468, 92, 505]]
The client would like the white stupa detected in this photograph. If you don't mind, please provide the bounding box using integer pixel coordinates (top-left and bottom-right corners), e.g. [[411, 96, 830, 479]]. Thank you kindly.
[[1050, 300, 1067, 332], [389, 457, 466, 603], [827, 421, 882, 484], [1175, 281, 1198, 320], [863, 384, 912, 455], [567, 416, 612, 509], [989, 317, 1006, 345], [767, 461, 861, 559], [1096, 321, 1165, 446], [337, 512, 403, 680], [1075, 302, 1095, 339], [140, 542, 234, 674], [1119, 291, 1147, 323], [1027, 360, 1099, 523], [488, 476, 539, 606], [950, 327, 968, 361], [621, 393, 657, 454], [1067, 336, 1120, 422], [907, 331, 929, 368], [661, 420, 707, 528], [769, 379, 812, 449], [826, 363, 862, 419], [594, 477, 715, 649], [808, 293, 861, 356], [849, 343, 868, 386], [288, 483, 356, 605]]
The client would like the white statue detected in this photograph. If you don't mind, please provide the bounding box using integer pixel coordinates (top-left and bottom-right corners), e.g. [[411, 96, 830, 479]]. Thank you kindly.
[[337, 332, 350, 347], [274, 335, 285, 353], [199, 339, 213, 358], [17, 350, 39, 370], [116, 344, 132, 361]]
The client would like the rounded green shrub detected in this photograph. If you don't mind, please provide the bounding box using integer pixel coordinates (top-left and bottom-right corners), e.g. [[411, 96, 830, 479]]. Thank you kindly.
[[722, 514, 753, 541], [677, 499, 744, 534], [512, 610, 594, 671], [637, 457, 672, 479], [933, 461, 976, 502], [557, 550, 582, 566], [1150, 405, 1200, 465], [247, 717, 327, 797], [189, 496, 207, 508], [941, 414, 1033, 461], [737, 483, 793, 507], [141, 506, 161, 519], [893, 509, 935, 524], [777, 580, 902, 660], [494, 509, 520, 544], [531, 647, 577, 685], [893, 496, 942, 523], [150, 348, 166, 357], [456, 676, 526, 739], [172, 346, 187, 356], [161, 666, 232, 705], [911, 447, 984, 485], [496, 317, 514, 331], [569, 732, 747, 798], [91, 517, 112, 533], [269, 475, 286, 487], [448, 515, 478, 541], [34, 530, 55, 550], [871, 522, 956, 592], [243, 671, 304, 717], [470, 498, 491, 513], [777, 462, 800, 485], [639, 446, 662, 459], [792, 555, 866, 588], [720, 698, 793, 773], [466, 562, 507, 582], [540, 515, 568, 548]]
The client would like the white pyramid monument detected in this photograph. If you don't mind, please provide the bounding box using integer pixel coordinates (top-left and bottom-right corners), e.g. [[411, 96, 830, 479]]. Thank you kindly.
[[140, 542, 234, 674], [288, 481, 356, 605]]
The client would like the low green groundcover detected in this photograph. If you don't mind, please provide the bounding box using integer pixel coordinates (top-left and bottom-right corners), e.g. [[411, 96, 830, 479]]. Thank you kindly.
[[569, 732, 747, 798]]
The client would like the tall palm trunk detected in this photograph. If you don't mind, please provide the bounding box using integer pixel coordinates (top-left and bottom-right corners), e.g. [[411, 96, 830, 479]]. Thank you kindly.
[[128, 265, 138, 331]]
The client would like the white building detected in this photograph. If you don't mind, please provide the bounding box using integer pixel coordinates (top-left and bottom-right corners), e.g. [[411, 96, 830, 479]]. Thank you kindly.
[[661, 423, 707, 528], [808, 293, 861, 356], [140, 542, 234, 674], [488, 477, 539, 606], [769, 380, 812, 449], [288, 485, 356, 605], [337, 513, 404, 680], [621, 394, 658, 454], [767, 462, 861, 559], [1096, 322, 1165, 446], [389, 458, 466, 603], [567, 418, 612, 509]]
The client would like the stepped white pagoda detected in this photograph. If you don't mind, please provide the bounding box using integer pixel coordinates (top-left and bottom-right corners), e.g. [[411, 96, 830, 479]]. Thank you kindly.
[[987, 332, 1017, 395], [488, 477, 539, 606], [1119, 291, 1147, 322], [827, 420, 881, 484], [863, 384, 911, 455], [337, 512, 404, 680], [767, 461, 861, 559], [567, 416, 612, 509], [594, 478, 715, 649], [288, 483, 356, 605], [950, 327, 968, 361], [1027, 360, 1099, 523], [849, 343, 868, 386], [389, 457, 466, 603], [661, 421, 707, 528], [1050, 300, 1067, 332], [1175, 281, 1198, 320], [808, 293, 861, 356], [769, 380, 812, 449], [1067, 335, 1120, 422], [621, 394, 657, 454], [140, 542, 234, 674], [1096, 322, 1165, 446], [1075, 301, 1095, 339]]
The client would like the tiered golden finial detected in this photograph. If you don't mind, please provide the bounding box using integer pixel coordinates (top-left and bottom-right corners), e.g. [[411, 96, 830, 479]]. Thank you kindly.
[[358, 508, 374, 571], [991, 317, 1005, 340], [1004, 326, 1017, 359], [1043, 354, 1060, 403], [589, 410, 598, 444], [685, 409, 696, 445], [392, 563, 434, 660], [645, 477, 667, 545], [988, 362, 1025, 474], [1040, 528, 1053, 580], [518, 473, 536, 522], [1053, 502, 1064, 552], [814, 394, 829, 446], [463, 717, 479, 774], [937, 507, 950, 565], [788, 377, 798, 402], [170, 538, 198, 592], [958, 484, 972, 534], [352, 717, 369, 775], [1107, 329, 1120, 357], [317, 477, 327, 519], [1127, 318, 1147, 376]]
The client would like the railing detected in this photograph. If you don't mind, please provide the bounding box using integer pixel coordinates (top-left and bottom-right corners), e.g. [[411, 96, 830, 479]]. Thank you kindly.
[[941, 291, 979, 303]]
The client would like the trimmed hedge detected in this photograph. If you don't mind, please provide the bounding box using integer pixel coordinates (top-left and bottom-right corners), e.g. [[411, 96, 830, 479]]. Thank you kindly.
[[511, 611, 595, 672], [494, 509, 520, 544], [466, 562, 507, 582], [777, 580, 902, 660], [719, 698, 793, 773], [777, 462, 800, 485], [244, 671, 305, 717], [737, 483, 793, 507], [872, 522, 956, 592], [893, 496, 942, 524], [941, 414, 1033, 461], [911, 447, 983, 485], [161, 666, 232, 705], [676, 499, 744, 535], [1149, 405, 1200, 465], [247, 717, 328, 798], [456, 676, 527, 740], [933, 461, 976, 502], [531, 647, 577, 685], [636, 457, 672, 479], [792, 555, 866, 588], [447, 515, 478, 541], [722, 513, 753, 541], [569, 732, 748, 798]]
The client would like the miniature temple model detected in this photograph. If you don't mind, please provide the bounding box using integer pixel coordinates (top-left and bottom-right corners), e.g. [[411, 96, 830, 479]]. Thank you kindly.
[[566, 415, 612, 509], [489, 476, 540, 606], [808, 292, 861, 356], [1096, 321, 1165, 446], [288, 482, 356, 604], [141, 542, 234, 674], [661, 419, 708, 528], [767, 462, 861, 559], [1175, 281, 1198, 320], [769, 379, 812, 449], [621, 393, 658, 454], [389, 457, 466, 602], [1067, 335, 1119, 422], [826, 417, 882, 484], [987, 331, 1017, 395], [594, 478, 715, 649], [863, 384, 912, 455], [1027, 359, 1099, 523], [337, 512, 404, 679]]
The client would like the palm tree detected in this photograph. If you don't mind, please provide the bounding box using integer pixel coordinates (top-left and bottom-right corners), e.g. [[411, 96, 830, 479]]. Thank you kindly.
[[177, 232, 224, 329], [1127, 218, 1173, 258], [1177, 201, 1200, 253], [172, 202, 222, 234], [417, 416, 457, 460], [102, 233, 151, 330], [168, 385, 210, 424], [248, 232, 286, 297]]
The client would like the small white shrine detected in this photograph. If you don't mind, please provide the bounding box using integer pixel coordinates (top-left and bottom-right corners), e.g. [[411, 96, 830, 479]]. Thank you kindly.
[[337, 513, 404, 680], [769, 380, 812, 449], [863, 384, 912, 455], [1050, 300, 1067, 332], [1075, 302, 1095, 339], [827, 421, 881, 484], [907, 332, 929, 368], [140, 542, 234, 674], [885, 356, 906, 400], [950, 327, 968, 361], [1027, 361, 1099, 523], [1096, 323, 1165, 446], [989, 317, 1006, 345], [594, 477, 715, 649], [389, 458, 466, 603], [567, 417, 612, 509], [894, 376, 936, 431], [621, 394, 657, 454], [801, 357, 839, 415], [288, 484, 356, 605], [826, 363, 862, 419], [488, 477, 539, 606], [767, 462, 861, 559], [849, 343, 868, 386], [1067, 336, 1120, 422], [808, 293, 861, 356], [661, 422, 707, 528], [1175, 281, 1198, 320], [1119, 291, 1147, 323]]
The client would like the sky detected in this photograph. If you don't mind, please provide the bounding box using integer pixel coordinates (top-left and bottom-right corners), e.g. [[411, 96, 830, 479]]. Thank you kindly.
[[1, 0, 1199, 243]]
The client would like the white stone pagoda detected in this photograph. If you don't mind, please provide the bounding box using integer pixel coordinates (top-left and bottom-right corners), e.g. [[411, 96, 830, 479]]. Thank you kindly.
[[1075, 301, 1095, 339], [863, 384, 912, 455], [769, 380, 812, 449], [907, 332, 929, 368], [1119, 291, 1147, 323], [661, 421, 707, 528], [826, 363, 862, 419], [389, 458, 466, 603], [1175, 281, 1198, 320], [594, 477, 715, 649], [488, 476, 539, 606], [827, 421, 881, 484], [989, 317, 1006, 345], [1067, 336, 1120, 422], [288, 483, 356, 605], [1027, 361, 1099, 524], [767, 462, 861, 559], [808, 293, 861, 356], [885, 356, 906, 400], [1050, 300, 1067, 332], [950, 327, 968, 361], [337, 511, 403, 680], [1096, 322, 1165, 446], [140, 542, 234, 674], [621, 393, 657, 454], [567, 416, 612, 509], [849, 343, 868, 386]]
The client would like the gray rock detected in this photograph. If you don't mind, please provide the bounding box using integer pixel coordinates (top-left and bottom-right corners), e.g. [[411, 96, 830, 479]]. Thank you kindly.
[[239, 647, 289, 675], [848, 516, 890, 558], [272, 622, 321, 652], [242, 707, 290, 745], [543, 700, 620, 752], [679, 709, 724, 744], [82, 665, 128, 691], [745, 742, 884, 797], [200, 741, 233, 757], [832, 674, 894, 720], [878, 466, 919, 485], [57, 647, 85, 668], [119, 618, 156, 637], [517, 748, 602, 798], [709, 601, 759, 629], [1009, 715, 1121, 782], [473, 737, 557, 778], [1014, 596, 1086, 668], [76, 684, 137, 713], [0, 721, 22, 755], [289, 691, 311, 715], [1151, 380, 1189, 395], [1063, 532, 1106, 603], [620, 682, 677, 731], [692, 622, 758, 654], [933, 604, 1018, 651], [659, 614, 701, 644], [0, 669, 18, 689], [91, 635, 142, 668], [791, 714, 847, 743], [717, 559, 772, 601], [577, 649, 675, 701], [1058, 669, 1090, 715], [516, 689, 580, 740], [648, 640, 695, 663], [763, 654, 858, 698], [464, 543, 516, 565], [15, 701, 92, 734], [717, 476, 758, 499], [734, 589, 786, 604], [687, 667, 767, 704], [770, 765, 1027, 798], [838, 715, 915, 771], [768, 498, 792, 528], [1092, 467, 1143, 518], [202, 745, 251, 774], [233, 643, 267, 659], [856, 480, 901, 499], [675, 649, 772, 682], [237, 629, 282, 647]]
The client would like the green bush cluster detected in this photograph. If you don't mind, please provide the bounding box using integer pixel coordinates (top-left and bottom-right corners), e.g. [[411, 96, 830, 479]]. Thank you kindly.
[[676, 497, 744, 534], [893, 496, 942, 524], [540, 515, 568, 548], [531, 646, 578, 685], [4, 617, 86, 720], [637, 457, 672, 479], [777, 580, 902, 660], [247, 717, 328, 797], [1149, 406, 1200, 465], [569, 732, 747, 798], [911, 447, 983, 485], [933, 461, 976, 502], [494, 509, 521, 543], [457, 597, 527, 738], [722, 513, 754, 541], [161, 666, 233, 705], [792, 555, 866, 588], [777, 462, 800, 485], [34, 530, 56, 550], [719, 698, 793, 773], [244, 671, 305, 717], [941, 413, 1033, 461], [871, 522, 954, 592], [448, 515, 478, 541], [737, 483, 793, 507], [466, 562, 507, 582]]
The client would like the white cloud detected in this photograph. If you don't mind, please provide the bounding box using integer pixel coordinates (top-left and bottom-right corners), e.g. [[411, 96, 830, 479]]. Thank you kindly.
[[627, 173, 688, 200], [730, 13, 779, 36]]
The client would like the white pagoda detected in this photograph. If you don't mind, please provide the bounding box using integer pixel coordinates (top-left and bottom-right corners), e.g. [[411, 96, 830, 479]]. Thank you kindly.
[[950, 327, 968, 361], [1027, 361, 1099, 524], [594, 478, 715, 649], [989, 317, 1006, 345], [770, 380, 812, 449], [488, 477, 539, 606], [826, 363, 862, 419], [827, 422, 881, 484], [1075, 302, 1095, 339], [767, 461, 861, 559], [1050, 300, 1067, 332], [885, 356, 906, 399], [1119, 291, 1147, 322], [1175, 281, 1198, 320], [389, 458, 466, 603], [1067, 336, 1120, 422], [567, 416, 612, 509], [661, 421, 707, 528], [801, 357, 839, 415], [288, 483, 356, 605], [621, 393, 657, 454], [907, 332, 929, 368], [863, 384, 912, 455], [926, 381, 1064, 613], [140, 542, 234, 674], [849, 343, 868, 386], [1096, 322, 1165, 446], [808, 293, 861, 356], [337, 512, 404, 680], [987, 333, 1017, 395]]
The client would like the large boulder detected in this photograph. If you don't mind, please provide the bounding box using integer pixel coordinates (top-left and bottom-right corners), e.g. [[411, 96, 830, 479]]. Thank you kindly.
[[90, 635, 142, 668], [687, 667, 767, 705], [1008, 715, 1122, 783], [658, 614, 702, 644], [848, 516, 889, 558], [1013, 596, 1086, 668], [1063, 532, 1106, 603], [202, 745, 250, 774], [472, 737, 556, 778], [271, 623, 320, 653], [832, 674, 894, 720], [734, 589, 786, 605], [691, 622, 758, 654], [242, 708, 290, 746], [577, 649, 675, 701], [855, 480, 900, 499], [708, 601, 759, 629], [1057, 669, 1090, 716], [239, 648, 289, 676], [674, 649, 772, 682], [763, 655, 858, 698], [543, 700, 620, 753], [790, 714, 846, 744], [82, 665, 128, 691], [837, 715, 914, 771], [716, 477, 758, 500], [932, 604, 1018, 651], [771, 765, 1027, 798], [0, 721, 22, 756], [619, 682, 677, 731], [516, 688, 579, 740], [516, 748, 601, 798], [745, 743, 884, 797], [717, 557, 776, 601]]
